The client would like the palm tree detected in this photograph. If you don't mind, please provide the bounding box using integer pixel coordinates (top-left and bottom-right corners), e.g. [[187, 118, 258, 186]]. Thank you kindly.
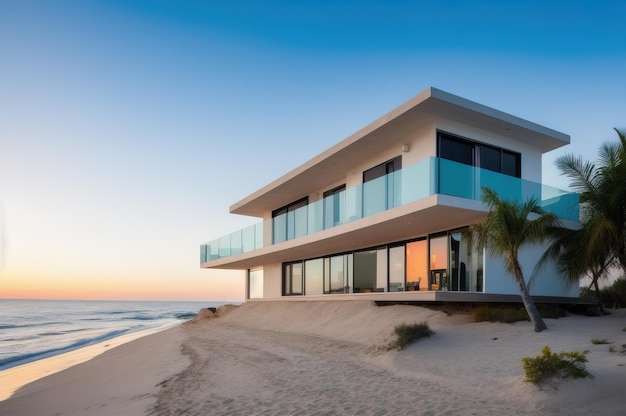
[[554, 128, 626, 274], [466, 187, 560, 332], [535, 128, 626, 313], [537, 222, 616, 315]]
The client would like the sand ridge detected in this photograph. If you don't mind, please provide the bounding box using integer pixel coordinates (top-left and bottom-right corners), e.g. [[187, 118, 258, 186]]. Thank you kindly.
[[154, 301, 626, 415]]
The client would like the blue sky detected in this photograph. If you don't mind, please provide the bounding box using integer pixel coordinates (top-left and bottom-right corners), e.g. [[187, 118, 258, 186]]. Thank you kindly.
[[0, 0, 624, 301]]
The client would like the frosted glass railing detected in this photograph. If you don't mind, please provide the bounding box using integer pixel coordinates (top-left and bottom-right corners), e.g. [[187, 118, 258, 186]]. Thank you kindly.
[[201, 157, 579, 262]]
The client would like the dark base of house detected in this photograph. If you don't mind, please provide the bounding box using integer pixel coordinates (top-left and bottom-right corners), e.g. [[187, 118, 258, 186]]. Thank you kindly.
[[251, 291, 597, 307]]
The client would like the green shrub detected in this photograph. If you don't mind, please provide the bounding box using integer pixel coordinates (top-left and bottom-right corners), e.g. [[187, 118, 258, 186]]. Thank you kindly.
[[590, 338, 610, 345], [521, 346, 591, 384], [472, 304, 568, 323], [536, 304, 568, 319], [472, 305, 529, 323], [389, 322, 433, 350], [599, 277, 626, 308]]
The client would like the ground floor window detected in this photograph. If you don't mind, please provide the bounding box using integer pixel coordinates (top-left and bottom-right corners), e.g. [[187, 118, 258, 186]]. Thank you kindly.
[[281, 227, 484, 296], [249, 268, 264, 299], [305, 259, 324, 295], [406, 239, 427, 290], [283, 262, 303, 295], [324, 254, 352, 294]]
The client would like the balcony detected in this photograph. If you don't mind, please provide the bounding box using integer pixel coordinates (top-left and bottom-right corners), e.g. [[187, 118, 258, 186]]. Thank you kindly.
[[200, 157, 579, 264]]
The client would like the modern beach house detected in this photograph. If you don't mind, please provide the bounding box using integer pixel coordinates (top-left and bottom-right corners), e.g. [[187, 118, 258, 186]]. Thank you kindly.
[[201, 87, 580, 303]]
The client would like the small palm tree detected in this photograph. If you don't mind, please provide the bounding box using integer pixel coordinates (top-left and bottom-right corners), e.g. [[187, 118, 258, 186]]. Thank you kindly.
[[466, 187, 560, 332]]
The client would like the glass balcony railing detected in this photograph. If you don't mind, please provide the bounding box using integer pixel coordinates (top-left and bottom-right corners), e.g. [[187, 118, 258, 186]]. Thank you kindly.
[[201, 157, 579, 263]]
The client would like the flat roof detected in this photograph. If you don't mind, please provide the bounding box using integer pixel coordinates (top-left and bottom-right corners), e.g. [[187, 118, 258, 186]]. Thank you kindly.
[[231, 87, 570, 217]]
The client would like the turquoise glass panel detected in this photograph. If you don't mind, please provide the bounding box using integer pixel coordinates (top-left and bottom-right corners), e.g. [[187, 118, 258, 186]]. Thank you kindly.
[[309, 199, 324, 233], [363, 175, 387, 216], [210, 241, 218, 260], [400, 158, 433, 204], [273, 213, 287, 244], [344, 186, 362, 222], [439, 158, 474, 199], [230, 230, 242, 255], [242, 225, 254, 252], [202, 156, 578, 262], [542, 185, 579, 221], [389, 170, 402, 209], [255, 222, 264, 249], [294, 205, 308, 238], [286, 211, 295, 240], [218, 235, 230, 258]]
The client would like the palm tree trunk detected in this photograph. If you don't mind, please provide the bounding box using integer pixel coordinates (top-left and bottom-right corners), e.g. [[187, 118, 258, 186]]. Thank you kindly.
[[593, 277, 607, 315], [513, 262, 547, 332]]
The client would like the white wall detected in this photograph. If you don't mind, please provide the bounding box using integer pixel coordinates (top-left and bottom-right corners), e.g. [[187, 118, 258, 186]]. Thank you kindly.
[[483, 243, 579, 297], [263, 262, 283, 298]]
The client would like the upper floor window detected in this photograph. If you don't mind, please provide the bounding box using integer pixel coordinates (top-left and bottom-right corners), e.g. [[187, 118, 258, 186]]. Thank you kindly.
[[437, 132, 520, 178], [363, 156, 402, 183], [362, 156, 402, 217], [272, 197, 309, 243], [323, 185, 346, 228]]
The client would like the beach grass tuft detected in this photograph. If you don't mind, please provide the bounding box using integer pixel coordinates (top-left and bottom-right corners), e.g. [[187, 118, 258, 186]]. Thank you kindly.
[[522, 346, 591, 384], [471, 304, 568, 323], [472, 305, 530, 323], [590, 338, 610, 345], [388, 322, 434, 350]]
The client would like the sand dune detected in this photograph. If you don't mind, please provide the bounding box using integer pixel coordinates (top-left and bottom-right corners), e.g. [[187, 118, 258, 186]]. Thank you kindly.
[[2, 301, 625, 415]]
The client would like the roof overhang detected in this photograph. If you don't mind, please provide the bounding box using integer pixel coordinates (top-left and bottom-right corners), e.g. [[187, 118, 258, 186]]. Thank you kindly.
[[231, 87, 570, 218]]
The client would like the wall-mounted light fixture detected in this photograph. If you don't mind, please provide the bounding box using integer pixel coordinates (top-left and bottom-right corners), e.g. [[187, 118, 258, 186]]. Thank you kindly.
[[402, 143, 409, 152]]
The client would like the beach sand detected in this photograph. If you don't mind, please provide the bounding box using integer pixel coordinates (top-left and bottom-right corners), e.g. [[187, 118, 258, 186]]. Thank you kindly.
[[1, 301, 625, 415]]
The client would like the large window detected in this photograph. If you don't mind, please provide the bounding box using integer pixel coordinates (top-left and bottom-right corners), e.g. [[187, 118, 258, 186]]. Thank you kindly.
[[283, 262, 303, 296], [438, 131, 521, 178], [406, 239, 427, 291], [353, 250, 377, 293], [324, 254, 350, 294], [429, 235, 448, 290], [363, 156, 402, 216], [249, 268, 264, 299], [323, 185, 346, 228], [388, 245, 405, 292], [273, 197, 309, 243], [305, 258, 324, 295], [281, 231, 484, 296]]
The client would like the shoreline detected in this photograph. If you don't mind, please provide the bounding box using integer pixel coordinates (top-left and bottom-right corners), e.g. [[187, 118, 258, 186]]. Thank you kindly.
[[0, 322, 181, 401]]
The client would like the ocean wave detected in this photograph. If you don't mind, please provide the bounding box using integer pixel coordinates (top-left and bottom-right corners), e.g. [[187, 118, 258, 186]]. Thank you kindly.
[[119, 311, 196, 321], [174, 312, 197, 320], [0, 328, 130, 371], [1, 335, 40, 342], [102, 309, 151, 315], [0, 321, 66, 330]]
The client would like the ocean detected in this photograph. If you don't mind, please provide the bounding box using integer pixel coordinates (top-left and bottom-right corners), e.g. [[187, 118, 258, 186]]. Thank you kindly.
[[0, 299, 228, 371]]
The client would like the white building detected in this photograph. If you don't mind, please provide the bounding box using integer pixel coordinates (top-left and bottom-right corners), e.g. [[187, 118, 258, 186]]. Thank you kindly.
[[201, 87, 579, 303]]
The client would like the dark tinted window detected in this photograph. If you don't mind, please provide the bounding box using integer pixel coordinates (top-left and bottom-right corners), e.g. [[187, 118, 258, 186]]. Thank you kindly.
[[438, 131, 521, 178], [439, 134, 474, 166], [272, 197, 308, 218], [480, 145, 501, 173], [502, 150, 521, 177], [363, 156, 402, 183]]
